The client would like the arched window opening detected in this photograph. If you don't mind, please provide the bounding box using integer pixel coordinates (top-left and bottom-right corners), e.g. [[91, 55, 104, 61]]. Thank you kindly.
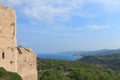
[[2, 52, 5, 59]]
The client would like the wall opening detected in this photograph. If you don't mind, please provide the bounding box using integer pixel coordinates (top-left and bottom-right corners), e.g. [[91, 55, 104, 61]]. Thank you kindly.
[[0, 27, 2, 34], [11, 23, 15, 36], [2, 52, 5, 59], [0, 29, 1, 34], [10, 61, 13, 64]]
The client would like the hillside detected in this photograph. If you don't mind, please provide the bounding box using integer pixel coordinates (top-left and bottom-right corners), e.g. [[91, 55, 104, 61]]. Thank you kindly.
[[0, 67, 22, 80], [79, 54, 120, 71], [65, 49, 120, 57], [37, 58, 120, 80]]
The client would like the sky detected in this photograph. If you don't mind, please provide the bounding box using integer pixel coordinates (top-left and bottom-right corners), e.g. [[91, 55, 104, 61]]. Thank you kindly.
[[1, 0, 120, 53]]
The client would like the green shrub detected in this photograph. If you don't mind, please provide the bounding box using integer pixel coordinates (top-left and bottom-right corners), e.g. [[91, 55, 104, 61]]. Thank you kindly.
[[0, 67, 22, 80]]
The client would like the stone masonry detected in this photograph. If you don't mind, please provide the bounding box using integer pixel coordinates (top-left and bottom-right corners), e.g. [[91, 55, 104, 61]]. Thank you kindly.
[[0, 3, 37, 80]]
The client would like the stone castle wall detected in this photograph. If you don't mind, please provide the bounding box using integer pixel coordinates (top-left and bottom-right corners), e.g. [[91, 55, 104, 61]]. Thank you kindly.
[[0, 3, 16, 48], [0, 47, 17, 72], [17, 47, 37, 80], [0, 3, 37, 80], [0, 3, 17, 73]]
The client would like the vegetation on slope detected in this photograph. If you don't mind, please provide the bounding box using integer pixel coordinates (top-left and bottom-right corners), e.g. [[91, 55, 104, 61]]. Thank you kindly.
[[80, 54, 120, 71], [0, 67, 22, 80], [37, 58, 120, 80]]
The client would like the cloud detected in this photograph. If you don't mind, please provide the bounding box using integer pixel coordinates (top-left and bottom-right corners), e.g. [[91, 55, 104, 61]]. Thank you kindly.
[[87, 24, 110, 30], [89, 0, 120, 11], [0, 0, 87, 22], [1, 0, 120, 23], [0, 0, 21, 6], [21, 0, 85, 23], [91, 0, 120, 6]]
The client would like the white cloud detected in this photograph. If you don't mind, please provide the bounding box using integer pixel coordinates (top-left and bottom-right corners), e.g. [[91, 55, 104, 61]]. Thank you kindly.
[[90, 0, 120, 11], [91, 0, 120, 6], [0, 0, 21, 6], [1, 0, 120, 23], [87, 24, 110, 30], [21, 0, 85, 22], [0, 0, 86, 22]]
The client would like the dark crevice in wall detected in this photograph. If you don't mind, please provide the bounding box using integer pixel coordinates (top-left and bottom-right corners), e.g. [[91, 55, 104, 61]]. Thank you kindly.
[[17, 47, 22, 54]]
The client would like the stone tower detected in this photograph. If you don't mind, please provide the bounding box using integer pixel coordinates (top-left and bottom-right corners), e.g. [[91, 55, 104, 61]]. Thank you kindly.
[[0, 2, 17, 72], [0, 3, 37, 80], [0, 3, 16, 48]]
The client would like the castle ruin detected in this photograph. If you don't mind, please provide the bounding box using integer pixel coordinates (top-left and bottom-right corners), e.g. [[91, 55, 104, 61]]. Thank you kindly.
[[0, 3, 37, 80]]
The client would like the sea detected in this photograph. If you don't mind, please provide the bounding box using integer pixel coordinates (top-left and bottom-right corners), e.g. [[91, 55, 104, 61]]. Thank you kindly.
[[38, 54, 80, 61]]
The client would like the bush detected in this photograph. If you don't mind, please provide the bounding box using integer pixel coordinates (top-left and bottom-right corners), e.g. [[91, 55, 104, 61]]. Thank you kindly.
[[0, 67, 22, 80], [39, 70, 70, 80]]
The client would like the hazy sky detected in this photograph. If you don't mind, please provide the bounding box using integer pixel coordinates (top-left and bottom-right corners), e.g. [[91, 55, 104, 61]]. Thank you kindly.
[[1, 0, 120, 53]]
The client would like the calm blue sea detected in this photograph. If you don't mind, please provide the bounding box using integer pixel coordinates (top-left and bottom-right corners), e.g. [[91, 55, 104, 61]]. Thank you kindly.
[[38, 54, 78, 61]]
